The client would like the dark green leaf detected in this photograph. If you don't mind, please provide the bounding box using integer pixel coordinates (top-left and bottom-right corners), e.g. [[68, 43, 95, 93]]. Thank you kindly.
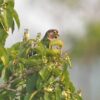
[[0, 63, 4, 71], [24, 94, 31, 100], [26, 74, 38, 93], [6, 5, 18, 32], [11, 21, 15, 33], [6, 8, 13, 31], [36, 76, 43, 90], [55, 87, 61, 100], [0, 23, 3, 29], [12, 9, 20, 28], [0, 0, 3, 5], [0, 29, 8, 46], [6, 0, 14, 8], [0, 12, 9, 31]]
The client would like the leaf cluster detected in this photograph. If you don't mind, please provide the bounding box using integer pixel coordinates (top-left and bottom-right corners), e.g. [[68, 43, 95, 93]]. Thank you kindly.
[[0, 34, 82, 100], [0, 0, 20, 76]]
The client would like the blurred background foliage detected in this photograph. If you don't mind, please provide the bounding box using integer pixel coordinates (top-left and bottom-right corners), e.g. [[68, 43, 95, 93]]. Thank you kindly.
[[71, 22, 100, 59], [5, 0, 100, 100]]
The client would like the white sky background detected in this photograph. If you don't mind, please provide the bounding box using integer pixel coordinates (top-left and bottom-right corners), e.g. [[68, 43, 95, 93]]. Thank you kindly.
[[5, 0, 85, 47], [5, 0, 100, 47]]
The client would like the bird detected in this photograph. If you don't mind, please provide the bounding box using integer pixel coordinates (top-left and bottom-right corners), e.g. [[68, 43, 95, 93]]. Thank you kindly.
[[41, 29, 59, 48]]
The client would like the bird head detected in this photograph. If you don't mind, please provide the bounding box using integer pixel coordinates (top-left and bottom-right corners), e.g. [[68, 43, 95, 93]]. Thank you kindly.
[[46, 29, 59, 40]]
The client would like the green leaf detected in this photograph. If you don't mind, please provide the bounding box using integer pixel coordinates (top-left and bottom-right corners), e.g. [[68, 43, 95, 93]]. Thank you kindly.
[[0, 45, 9, 66], [0, 23, 3, 29], [0, 29, 8, 46], [0, 0, 3, 5], [24, 94, 31, 100], [1, 68, 6, 79], [46, 49, 61, 57], [1, 56, 6, 66], [29, 90, 38, 100], [0, 12, 9, 31], [55, 87, 62, 100], [0, 63, 4, 71], [1, 67, 12, 81], [26, 74, 38, 93], [69, 81, 75, 93], [36, 76, 43, 90], [39, 66, 52, 80], [11, 21, 15, 33], [52, 67, 61, 77], [0, 45, 6, 56], [12, 9, 20, 28], [5, 0, 14, 8], [6, 8, 14, 31], [44, 92, 50, 100], [5, 5, 19, 31]]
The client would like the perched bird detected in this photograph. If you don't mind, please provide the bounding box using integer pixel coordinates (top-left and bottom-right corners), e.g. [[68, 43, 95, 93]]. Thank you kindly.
[[41, 29, 59, 48]]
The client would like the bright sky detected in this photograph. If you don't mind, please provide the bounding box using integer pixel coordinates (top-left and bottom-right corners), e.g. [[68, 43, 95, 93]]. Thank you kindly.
[[5, 0, 99, 47]]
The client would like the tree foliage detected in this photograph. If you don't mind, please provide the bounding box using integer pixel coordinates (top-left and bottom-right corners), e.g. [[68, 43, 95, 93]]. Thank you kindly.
[[0, 0, 82, 100], [0, 33, 82, 100], [0, 0, 20, 69], [71, 22, 100, 60]]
